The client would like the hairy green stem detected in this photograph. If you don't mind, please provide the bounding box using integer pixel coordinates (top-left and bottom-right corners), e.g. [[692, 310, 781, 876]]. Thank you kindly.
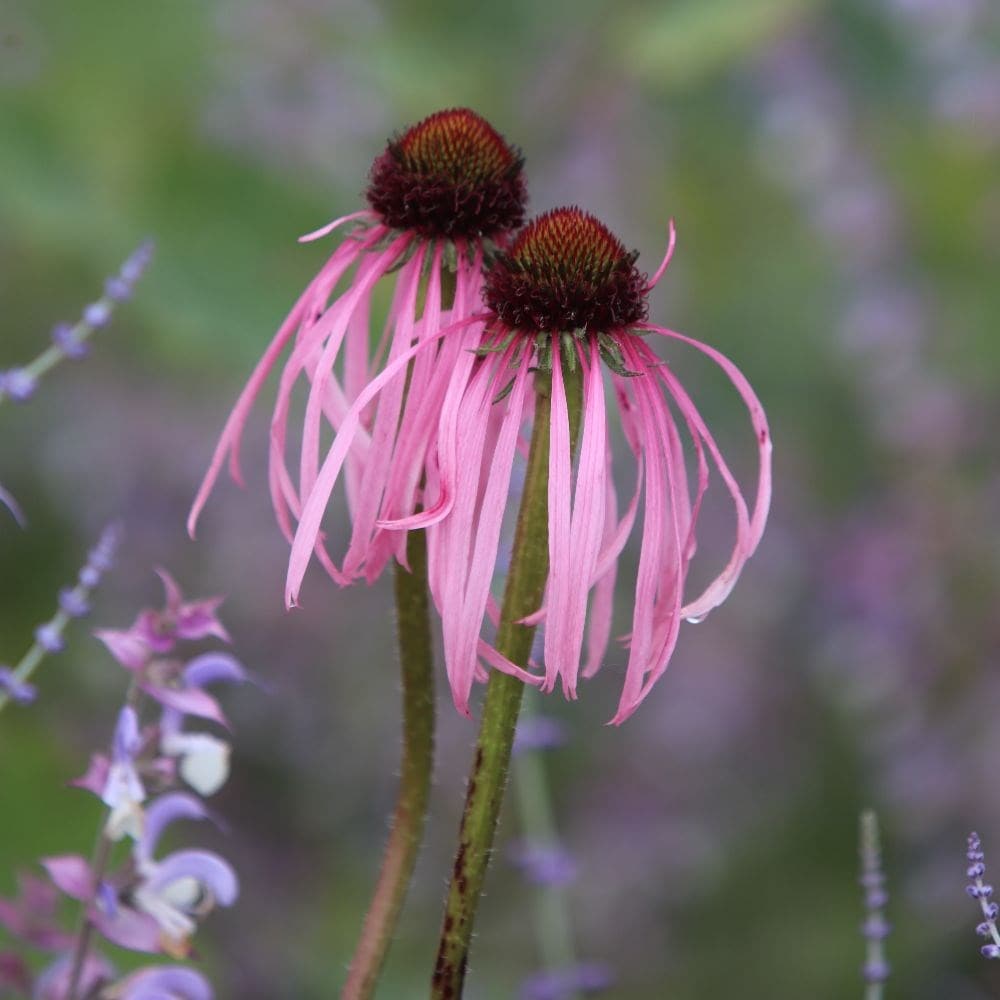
[[431, 367, 582, 998], [343, 530, 435, 999], [341, 260, 454, 997]]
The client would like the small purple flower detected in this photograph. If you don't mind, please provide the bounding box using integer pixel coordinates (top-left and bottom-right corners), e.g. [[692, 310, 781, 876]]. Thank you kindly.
[[0, 368, 37, 402], [51, 321, 89, 359], [33, 950, 114, 1000], [966, 832, 1000, 959], [509, 841, 578, 887], [0, 666, 37, 704], [97, 571, 231, 671], [513, 715, 568, 753], [59, 587, 91, 618], [33, 622, 64, 654], [83, 301, 112, 327], [109, 964, 214, 1000], [520, 962, 615, 1000], [102, 706, 148, 840]]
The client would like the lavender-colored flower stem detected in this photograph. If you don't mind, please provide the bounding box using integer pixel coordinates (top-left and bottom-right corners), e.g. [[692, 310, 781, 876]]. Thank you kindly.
[[0, 524, 120, 713], [344, 527, 435, 999], [432, 370, 583, 998], [512, 694, 579, 988], [859, 810, 890, 999], [0, 241, 153, 407]]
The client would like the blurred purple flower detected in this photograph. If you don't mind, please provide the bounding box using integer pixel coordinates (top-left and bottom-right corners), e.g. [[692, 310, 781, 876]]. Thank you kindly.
[[509, 841, 578, 887], [966, 832, 1000, 959], [33, 950, 114, 1000], [520, 962, 614, 1000], [0, 873, 74, 951], [96, 570, 230, 670], [513, 715, 568, 753], [107, 964, 213, 1000], [42, 796, 237, 960]]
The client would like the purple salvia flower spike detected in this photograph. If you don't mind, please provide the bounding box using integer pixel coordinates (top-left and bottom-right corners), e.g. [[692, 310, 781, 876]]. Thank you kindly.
[[0, 241, 153, 405], [859, 810, 890, 994], [0, 523, 121, 713], [966, 832, 1000, 959]]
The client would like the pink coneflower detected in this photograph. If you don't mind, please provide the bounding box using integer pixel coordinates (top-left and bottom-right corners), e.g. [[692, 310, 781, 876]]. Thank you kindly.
[[188, 108, 527, 583], [286, 207, 772, 723]]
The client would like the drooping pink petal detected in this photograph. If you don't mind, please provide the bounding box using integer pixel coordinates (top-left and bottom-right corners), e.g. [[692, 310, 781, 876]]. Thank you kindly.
[[298, 209, 375, 243], [644, 218, 677, 292], [556, 341, 608, 697], [637, 323, 772, 619], [611, 340, 684, 724], [447, 356, 529, 714], [341, 245, 427, 578], [188, 228, 381, 537], [431, 350, 508, 713], [285, 319, 474, 606], [542, 348, 573, 694]]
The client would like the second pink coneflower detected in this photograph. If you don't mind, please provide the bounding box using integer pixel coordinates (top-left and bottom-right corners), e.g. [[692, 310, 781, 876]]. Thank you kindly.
[[286, 207, 772, 723]]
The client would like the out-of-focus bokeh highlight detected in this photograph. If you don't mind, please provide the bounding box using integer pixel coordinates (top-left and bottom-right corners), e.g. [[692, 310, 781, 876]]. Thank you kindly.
[[2, 1, 999, 996]]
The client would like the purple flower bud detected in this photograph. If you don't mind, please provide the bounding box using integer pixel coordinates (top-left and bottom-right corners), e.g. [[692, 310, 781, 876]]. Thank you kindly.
[[862, 915, 891, 940], [862, 959, 891, 983], [514, 715, 568, 753], [0, 369, 37, 402], [0, 667, 37, 704], [119, 240, 155, 283], [83, 301, 111, 327], [51, 322, 89, 359], [969, 863, 986, 878], [104, 275, 131, 301], [509, 841, 577, 887], [59, 587, 90, 618], [79, 565, 100, 588], [982, 944, 1000, 960], [977, 922, 994, 937], [34, 623, 64, 653]]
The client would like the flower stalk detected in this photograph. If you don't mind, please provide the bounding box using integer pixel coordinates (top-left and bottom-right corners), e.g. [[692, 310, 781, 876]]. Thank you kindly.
[[431, 367, 582, 997], [343, 266, 457, 998]]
